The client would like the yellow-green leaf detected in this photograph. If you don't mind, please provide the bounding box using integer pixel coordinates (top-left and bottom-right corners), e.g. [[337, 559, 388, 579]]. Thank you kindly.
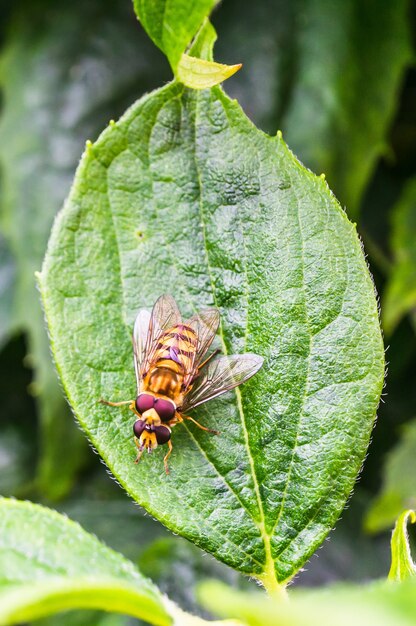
[[177, 54, 241, 89], [388, 509, 416, 582]]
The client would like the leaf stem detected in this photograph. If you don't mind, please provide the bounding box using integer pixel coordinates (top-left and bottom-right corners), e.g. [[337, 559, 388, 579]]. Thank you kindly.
[[256, 569, 288, 601]]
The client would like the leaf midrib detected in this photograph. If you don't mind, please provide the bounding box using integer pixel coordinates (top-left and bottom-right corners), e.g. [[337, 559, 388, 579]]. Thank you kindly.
[[192, 89, 276, 582]]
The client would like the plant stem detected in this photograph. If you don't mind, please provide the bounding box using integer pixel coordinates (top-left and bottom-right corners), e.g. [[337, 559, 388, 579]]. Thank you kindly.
[[256, 570, 288, 601]]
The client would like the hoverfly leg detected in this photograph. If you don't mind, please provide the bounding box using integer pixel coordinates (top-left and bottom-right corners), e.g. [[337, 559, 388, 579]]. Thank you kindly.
[[134, 438, 145, 464], [163, 440, 173, 475], [182, 414, 220, 435], [197, 348, 220, 372], [99, 399, 134, 407]]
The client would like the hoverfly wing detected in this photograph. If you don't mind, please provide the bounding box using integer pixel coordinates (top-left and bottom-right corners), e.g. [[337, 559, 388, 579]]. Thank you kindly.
[[132, 308, 151, 388], [140, 294, 182, 379], [183, 308, 220, 388], [181, 353, 263, 412]]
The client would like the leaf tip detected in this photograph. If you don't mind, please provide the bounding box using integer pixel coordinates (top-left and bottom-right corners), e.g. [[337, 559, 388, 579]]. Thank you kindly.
[[320, 173, 326, 180], [388, 509, 416, 582], [177, 55, 242, 89], [276, 130, 283, 139]]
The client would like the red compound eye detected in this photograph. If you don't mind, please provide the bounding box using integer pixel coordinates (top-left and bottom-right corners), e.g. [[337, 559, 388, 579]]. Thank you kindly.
[[133, 420, 146, 438], [135, 393, 154, 414], [154, 425, 171, 445], [154, 398, 176, 422]]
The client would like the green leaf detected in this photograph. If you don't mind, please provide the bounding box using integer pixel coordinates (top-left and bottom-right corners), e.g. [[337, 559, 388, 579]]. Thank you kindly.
[[383, 179, 416, 335], [214, 0, 412, 215], [39, 34, 384, 587], [0, 498, 171, 626], [365, 420, 416, 533], [132, 0, 216, 70], [388, 509, 416, 582], [0, 0, 170, 499], [198, 579, 416, 626]]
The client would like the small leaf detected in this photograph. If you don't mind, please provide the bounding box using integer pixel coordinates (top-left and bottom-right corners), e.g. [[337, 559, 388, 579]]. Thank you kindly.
[[132, 0, 217, 70], [40, 29, 384, 587], [365, 420, 416, 533], [383, 179, 416, 335], [0, 498, 171, 626], [388, 510, 416, 582], [177, 54, 241, 90]]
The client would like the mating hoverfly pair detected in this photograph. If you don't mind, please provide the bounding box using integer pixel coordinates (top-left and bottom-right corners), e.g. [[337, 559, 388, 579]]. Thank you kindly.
[[101, 294, 263, 473]]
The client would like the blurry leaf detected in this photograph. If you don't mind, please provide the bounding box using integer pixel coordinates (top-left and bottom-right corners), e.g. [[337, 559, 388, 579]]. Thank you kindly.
[[365, 420, 416, 533], [389, 509, 416, 582], [0, 233, 16, 348], [0, 0, 170, 499], [214, 0, 412, 215], [36, 609, 134, 626], [198, 578, 416, 626], [132, 0, 216, 70], [138, 537, 250, 617], [57, 468, 249, 617], [40, 14, 384, 590], [36, 604, 138, 626], [294, 490, 390, 587], [383, 178, 416, 335], [0, 499, 239, 626], [283, 0, 412, 216], [0, 498, 171, 626], [0, 334, 37, 497]]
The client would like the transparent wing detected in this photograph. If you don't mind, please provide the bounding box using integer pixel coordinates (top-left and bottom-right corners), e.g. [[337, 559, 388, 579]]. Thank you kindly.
[[140, 294, 182, 380], [181, 353, 263, 412], [182, 308, 220, 388], [132, 308, 151, 388]]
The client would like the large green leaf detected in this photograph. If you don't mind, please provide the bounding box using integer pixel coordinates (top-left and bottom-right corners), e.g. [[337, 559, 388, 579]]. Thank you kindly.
[[0, 0, 170, 499], [214, 0, 412, 215], [383, 179, 416, 335], [365, 420, 416, 533], [39, 23, 384, 587]]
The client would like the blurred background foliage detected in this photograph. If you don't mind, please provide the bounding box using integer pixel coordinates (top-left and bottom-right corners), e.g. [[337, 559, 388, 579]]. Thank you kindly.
[[0, 0, 415, 622]]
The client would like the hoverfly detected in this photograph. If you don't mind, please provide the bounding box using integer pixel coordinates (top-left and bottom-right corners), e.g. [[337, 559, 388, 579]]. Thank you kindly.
[[100, 294, 263, 473]]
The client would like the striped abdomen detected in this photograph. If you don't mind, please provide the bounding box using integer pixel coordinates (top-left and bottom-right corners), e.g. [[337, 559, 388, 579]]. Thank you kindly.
[[152, 324, 198, 376]]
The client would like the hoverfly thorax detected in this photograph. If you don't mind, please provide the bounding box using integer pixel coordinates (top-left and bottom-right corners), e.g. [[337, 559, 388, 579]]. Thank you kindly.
[[100, 294, 264, 473], [135, 393, 176, 422]]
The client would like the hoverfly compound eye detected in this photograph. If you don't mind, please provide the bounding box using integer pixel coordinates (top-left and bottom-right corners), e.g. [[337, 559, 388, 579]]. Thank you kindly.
[[135, 393, 154, 414], [154, 398, 176, 422], [133, 420, 146, 438], [154, 425, 171, 445]]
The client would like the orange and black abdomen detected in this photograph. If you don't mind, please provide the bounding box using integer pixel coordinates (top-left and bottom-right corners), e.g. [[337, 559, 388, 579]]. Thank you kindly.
[[153, 324, 198, 375]]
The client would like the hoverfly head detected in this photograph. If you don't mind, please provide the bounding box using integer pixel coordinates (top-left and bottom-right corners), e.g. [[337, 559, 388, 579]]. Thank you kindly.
[[133, 418, 171, 452]]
